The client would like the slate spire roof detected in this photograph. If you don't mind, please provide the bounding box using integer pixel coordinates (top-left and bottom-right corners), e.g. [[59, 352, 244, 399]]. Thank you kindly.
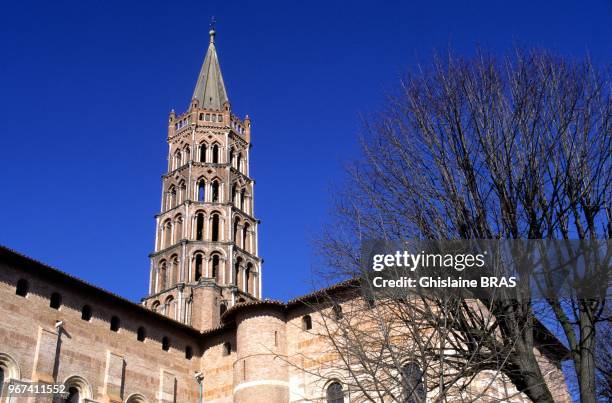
[[192, 27, 229, 110]]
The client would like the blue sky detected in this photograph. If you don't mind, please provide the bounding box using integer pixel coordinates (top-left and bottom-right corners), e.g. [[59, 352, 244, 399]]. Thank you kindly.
[[0, 0, 610, 303]]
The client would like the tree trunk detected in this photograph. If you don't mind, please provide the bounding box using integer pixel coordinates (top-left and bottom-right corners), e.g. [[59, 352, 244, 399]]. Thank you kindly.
[[506, 342, 556, 402], [578, 306, 597, 403]]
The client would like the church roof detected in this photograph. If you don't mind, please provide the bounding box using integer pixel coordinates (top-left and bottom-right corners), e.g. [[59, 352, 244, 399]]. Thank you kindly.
[[191, 28, 229, 110], [0, 245, 201, 338]]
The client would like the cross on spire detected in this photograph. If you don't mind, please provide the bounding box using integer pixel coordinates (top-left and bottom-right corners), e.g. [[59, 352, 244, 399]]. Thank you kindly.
[[209, 16, 216, 43], [192, 19, 228, 110]]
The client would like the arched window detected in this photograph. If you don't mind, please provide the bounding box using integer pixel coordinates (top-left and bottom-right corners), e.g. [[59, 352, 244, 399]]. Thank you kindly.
[[16, 279, 28, 297], [50, 292, 62, 310], [126, 394, 147, 403], [63, 376, 91, 403], [178, 180, 186, 204], [162, 336, 170, 351], [184, 146, 190, 161], [236, 153, 242, 172], [185, 346, 193, 360], [0, 353, 20, 396], [402, 362, 425, 403], [169, 186, 176, 208], [199, 143, 207, 162], [212, 144, 219, 163], [211, 180, 220, 202], [326, 382, 343, 403], [159, 261, 167, 291], [229, 148, 234, 166], [232, 183, 237, 203], [151, 301, 160, 312], [222, 341, 231, 356], [240, 189, 246, 210], [110, 316, 120, 332], [137, 326, 146, 342], [302, 315, 312, 330], [220, 303, 227, 316], [211, 254, 220, 280], [195, 254, 203, 281], [163, 220, 172, 247], [242, 223, 250, 252], [65, 386, 80, 403], [81, 305, 92, 321], [196, 213, 204, 240], [198, 180, 205, 201], [170, 255, 179, 285], [234, 258, 241, 286], [211, 214, 220, 241], [174, 150, 182, 169], [165, 296, 175, 319], [245, 263, 252, 294], [174, 217, 183, 243], [233, 218, 240, 244]]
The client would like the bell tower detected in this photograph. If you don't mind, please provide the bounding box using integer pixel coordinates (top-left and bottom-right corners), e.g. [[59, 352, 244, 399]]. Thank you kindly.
[[142, 27, 262, 331]]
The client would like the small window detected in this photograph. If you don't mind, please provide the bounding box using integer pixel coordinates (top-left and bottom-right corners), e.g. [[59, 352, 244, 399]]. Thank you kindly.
[[333, 304, 343, 320], [137, 326, 146, 342], [185, 346, 193, 360], [220, 303, 227, 317], [50, 292, 62, 310], [81, 305, 92, 321], [110, 316, 120, 332], [402, 362, 426, 403], [16, 279, 28, 297], [222, 341, 231, 356], [302, 315, 312, 330], [326, 382, 343, 403], [162, 336, 170, 351]]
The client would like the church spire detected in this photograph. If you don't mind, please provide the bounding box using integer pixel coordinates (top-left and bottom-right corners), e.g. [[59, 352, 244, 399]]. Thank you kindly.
[[192, 22, 229, 110]]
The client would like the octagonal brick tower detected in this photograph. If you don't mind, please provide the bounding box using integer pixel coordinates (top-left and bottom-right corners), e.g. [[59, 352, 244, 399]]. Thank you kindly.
[[142, 28, 262, 331]]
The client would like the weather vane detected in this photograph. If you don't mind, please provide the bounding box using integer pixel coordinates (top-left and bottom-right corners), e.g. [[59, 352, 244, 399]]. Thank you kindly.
[[210, 16, 216, 31]]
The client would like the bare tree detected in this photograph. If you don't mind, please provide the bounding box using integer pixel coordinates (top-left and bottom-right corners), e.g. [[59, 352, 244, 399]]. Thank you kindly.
[[312, 49, 610, 402]]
